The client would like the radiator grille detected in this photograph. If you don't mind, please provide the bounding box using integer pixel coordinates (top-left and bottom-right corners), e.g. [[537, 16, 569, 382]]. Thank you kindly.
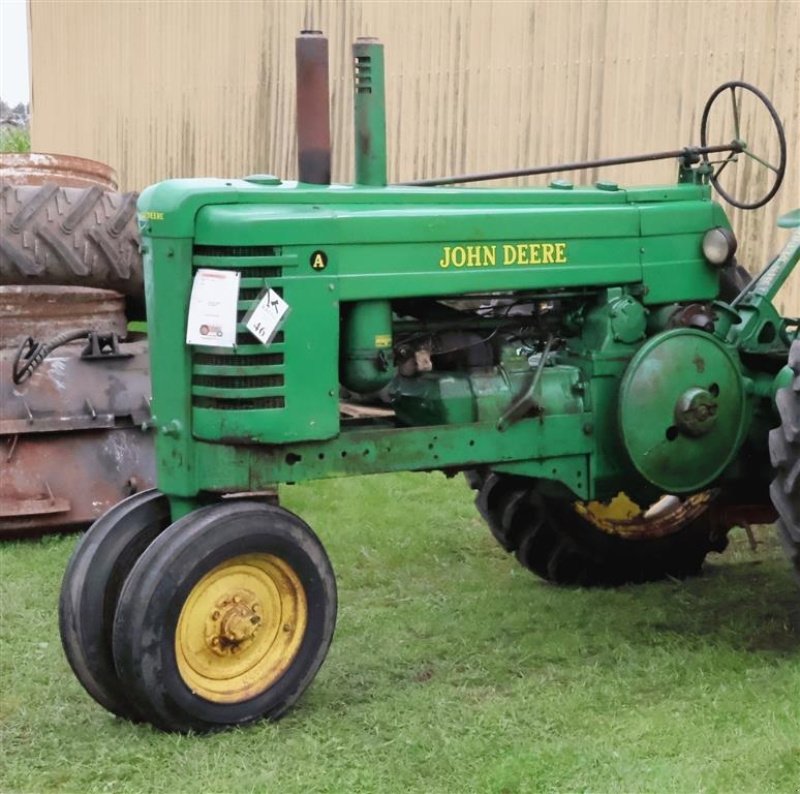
[[194, 245, 278, 257], [191, 245, 286, 412], [194, 352, 283, 367], [193, 374, 284, 389], [193, 396, 286, 410]]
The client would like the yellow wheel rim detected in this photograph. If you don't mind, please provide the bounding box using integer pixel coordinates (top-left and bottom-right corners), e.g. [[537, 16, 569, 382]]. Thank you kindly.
[[575, 491, 714, 540], [175, 554, 307, 704]]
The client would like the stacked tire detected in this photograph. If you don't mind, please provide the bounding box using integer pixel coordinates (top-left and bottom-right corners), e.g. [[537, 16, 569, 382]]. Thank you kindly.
[[0, 184, 144, 317]]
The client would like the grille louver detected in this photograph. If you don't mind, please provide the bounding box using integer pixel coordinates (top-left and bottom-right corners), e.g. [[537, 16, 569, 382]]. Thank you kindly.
[[191, 245, 286, 412]]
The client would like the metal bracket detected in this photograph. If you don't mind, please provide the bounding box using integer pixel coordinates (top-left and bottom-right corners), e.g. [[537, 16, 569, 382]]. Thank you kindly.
[[80, 332, 133, 361]]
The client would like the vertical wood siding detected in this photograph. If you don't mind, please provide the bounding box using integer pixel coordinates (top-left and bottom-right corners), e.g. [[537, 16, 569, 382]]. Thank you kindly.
[[29, 0, 800, 309]]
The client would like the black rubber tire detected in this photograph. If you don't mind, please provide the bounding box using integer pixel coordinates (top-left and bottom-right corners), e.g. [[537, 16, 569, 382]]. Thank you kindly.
[[58, 489, 172, 719], [470, 475, 724, 587], [768, 340, 800, 584], [0, 183, 144, 316], [112, 501, 337, 733]]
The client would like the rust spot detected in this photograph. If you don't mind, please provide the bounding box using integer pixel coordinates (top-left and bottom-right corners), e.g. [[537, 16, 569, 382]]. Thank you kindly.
[[0, 286, 126, 351], [693, 354, 705, 373], [0, 152, 117, 190], [0, 337, 155, 536], [295, 32, 331, 185]]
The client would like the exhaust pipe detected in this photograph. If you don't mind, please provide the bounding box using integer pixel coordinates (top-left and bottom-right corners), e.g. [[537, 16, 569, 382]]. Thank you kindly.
[[295, 30, 332, 184]]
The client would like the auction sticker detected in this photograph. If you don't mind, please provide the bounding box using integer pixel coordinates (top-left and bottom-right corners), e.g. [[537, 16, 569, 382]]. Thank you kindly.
[[186, 268, 240, 347], [244, 288, 290, 346]]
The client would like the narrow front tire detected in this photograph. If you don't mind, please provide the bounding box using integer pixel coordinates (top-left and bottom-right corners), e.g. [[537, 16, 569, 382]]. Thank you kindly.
[[112, 501, 337, 732]]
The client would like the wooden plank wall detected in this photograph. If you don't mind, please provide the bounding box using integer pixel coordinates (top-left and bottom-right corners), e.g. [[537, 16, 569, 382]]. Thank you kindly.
[[29, 0, 800, 308]]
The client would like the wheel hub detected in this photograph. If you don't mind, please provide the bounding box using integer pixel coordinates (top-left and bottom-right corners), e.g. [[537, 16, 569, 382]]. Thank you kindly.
[[175, 553, 307, 704], [675, 387, 718, 437], [205, 591, 262, 655]]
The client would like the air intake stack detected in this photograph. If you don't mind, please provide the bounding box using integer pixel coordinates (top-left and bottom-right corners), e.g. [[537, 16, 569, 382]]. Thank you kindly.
[[353, 37, 387, 186]]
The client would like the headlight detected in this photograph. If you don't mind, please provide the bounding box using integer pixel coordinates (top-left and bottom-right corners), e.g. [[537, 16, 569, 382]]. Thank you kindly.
[[702, 227, 738, 266]]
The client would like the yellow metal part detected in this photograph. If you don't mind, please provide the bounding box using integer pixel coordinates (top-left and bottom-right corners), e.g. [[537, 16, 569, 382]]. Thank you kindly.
[[175, 553, 307, 704], [575, 491, 713, 540]]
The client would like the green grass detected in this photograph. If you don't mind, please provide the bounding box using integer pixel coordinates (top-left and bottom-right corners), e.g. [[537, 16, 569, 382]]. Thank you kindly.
[[0, 126, 30, 153], [1, 472, 798, 793]]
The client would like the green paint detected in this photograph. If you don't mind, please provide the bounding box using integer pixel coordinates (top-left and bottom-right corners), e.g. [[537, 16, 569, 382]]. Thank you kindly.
[[353, 38, 387, 186], [341, 300, 395, 392], [135, 47, 798, 527]]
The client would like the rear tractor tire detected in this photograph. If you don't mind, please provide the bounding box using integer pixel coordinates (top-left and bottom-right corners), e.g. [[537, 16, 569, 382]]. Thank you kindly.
[[471, 473, 726, 587], [768, 340, 800, 583]]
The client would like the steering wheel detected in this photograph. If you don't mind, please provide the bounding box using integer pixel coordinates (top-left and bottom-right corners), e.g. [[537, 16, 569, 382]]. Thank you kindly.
[[700, 81, 786, 210]]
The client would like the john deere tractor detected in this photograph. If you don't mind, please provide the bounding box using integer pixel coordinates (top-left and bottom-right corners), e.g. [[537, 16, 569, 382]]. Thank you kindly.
[[58, 33, 799, 732]]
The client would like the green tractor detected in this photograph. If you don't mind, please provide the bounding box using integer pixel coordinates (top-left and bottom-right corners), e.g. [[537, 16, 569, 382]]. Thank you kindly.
[[57, 33, 799, 732]]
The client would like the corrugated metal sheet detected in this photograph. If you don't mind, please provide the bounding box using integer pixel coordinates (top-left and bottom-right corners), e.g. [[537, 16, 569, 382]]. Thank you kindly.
[[29, 0, 800, 308]]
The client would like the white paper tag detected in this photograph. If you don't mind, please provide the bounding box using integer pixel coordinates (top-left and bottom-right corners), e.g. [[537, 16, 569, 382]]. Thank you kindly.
[[186, 268, 240, 348], [244, 288, 290, 346]]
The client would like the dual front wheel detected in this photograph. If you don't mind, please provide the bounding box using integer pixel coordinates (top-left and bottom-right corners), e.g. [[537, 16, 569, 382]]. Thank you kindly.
[[59, 493, 336, 732]]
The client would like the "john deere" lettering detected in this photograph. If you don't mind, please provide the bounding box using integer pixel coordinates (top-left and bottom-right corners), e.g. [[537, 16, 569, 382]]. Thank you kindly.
[[438, 242, 568, 268]]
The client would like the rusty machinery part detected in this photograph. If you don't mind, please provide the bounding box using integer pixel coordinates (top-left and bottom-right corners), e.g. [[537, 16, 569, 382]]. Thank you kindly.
[[296, 31, 332, 185], [0, 334, 154, 535], [13, 329, 91, 384], [111, 501, 337, 732], [470, 473, 728, 586], [0, 285, 128, 350], [769, 340, 800, 584], [12, 328, 132, 385], [700, 81, 787, 210], [0, 184, 145, 318], [0, 152, 118, 190], [59, 490, 173, 720]]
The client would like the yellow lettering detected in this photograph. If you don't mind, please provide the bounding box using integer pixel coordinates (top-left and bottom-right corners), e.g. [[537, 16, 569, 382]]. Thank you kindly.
[[312, 253, 326, 269], [439, 241, 566, 270], [466, 245, 481, 266]]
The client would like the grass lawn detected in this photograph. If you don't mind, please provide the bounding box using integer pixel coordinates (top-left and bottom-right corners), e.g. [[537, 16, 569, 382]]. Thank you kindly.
[[1, 472, 799, 793]]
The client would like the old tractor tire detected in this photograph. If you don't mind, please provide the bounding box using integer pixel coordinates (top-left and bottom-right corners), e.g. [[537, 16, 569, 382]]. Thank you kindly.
[[0, 184, 144, 317], [112, 501, 337, 732], [471, 473, 725, 586], [59, 490, 172, 720], [768, 340, 800, 584]]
